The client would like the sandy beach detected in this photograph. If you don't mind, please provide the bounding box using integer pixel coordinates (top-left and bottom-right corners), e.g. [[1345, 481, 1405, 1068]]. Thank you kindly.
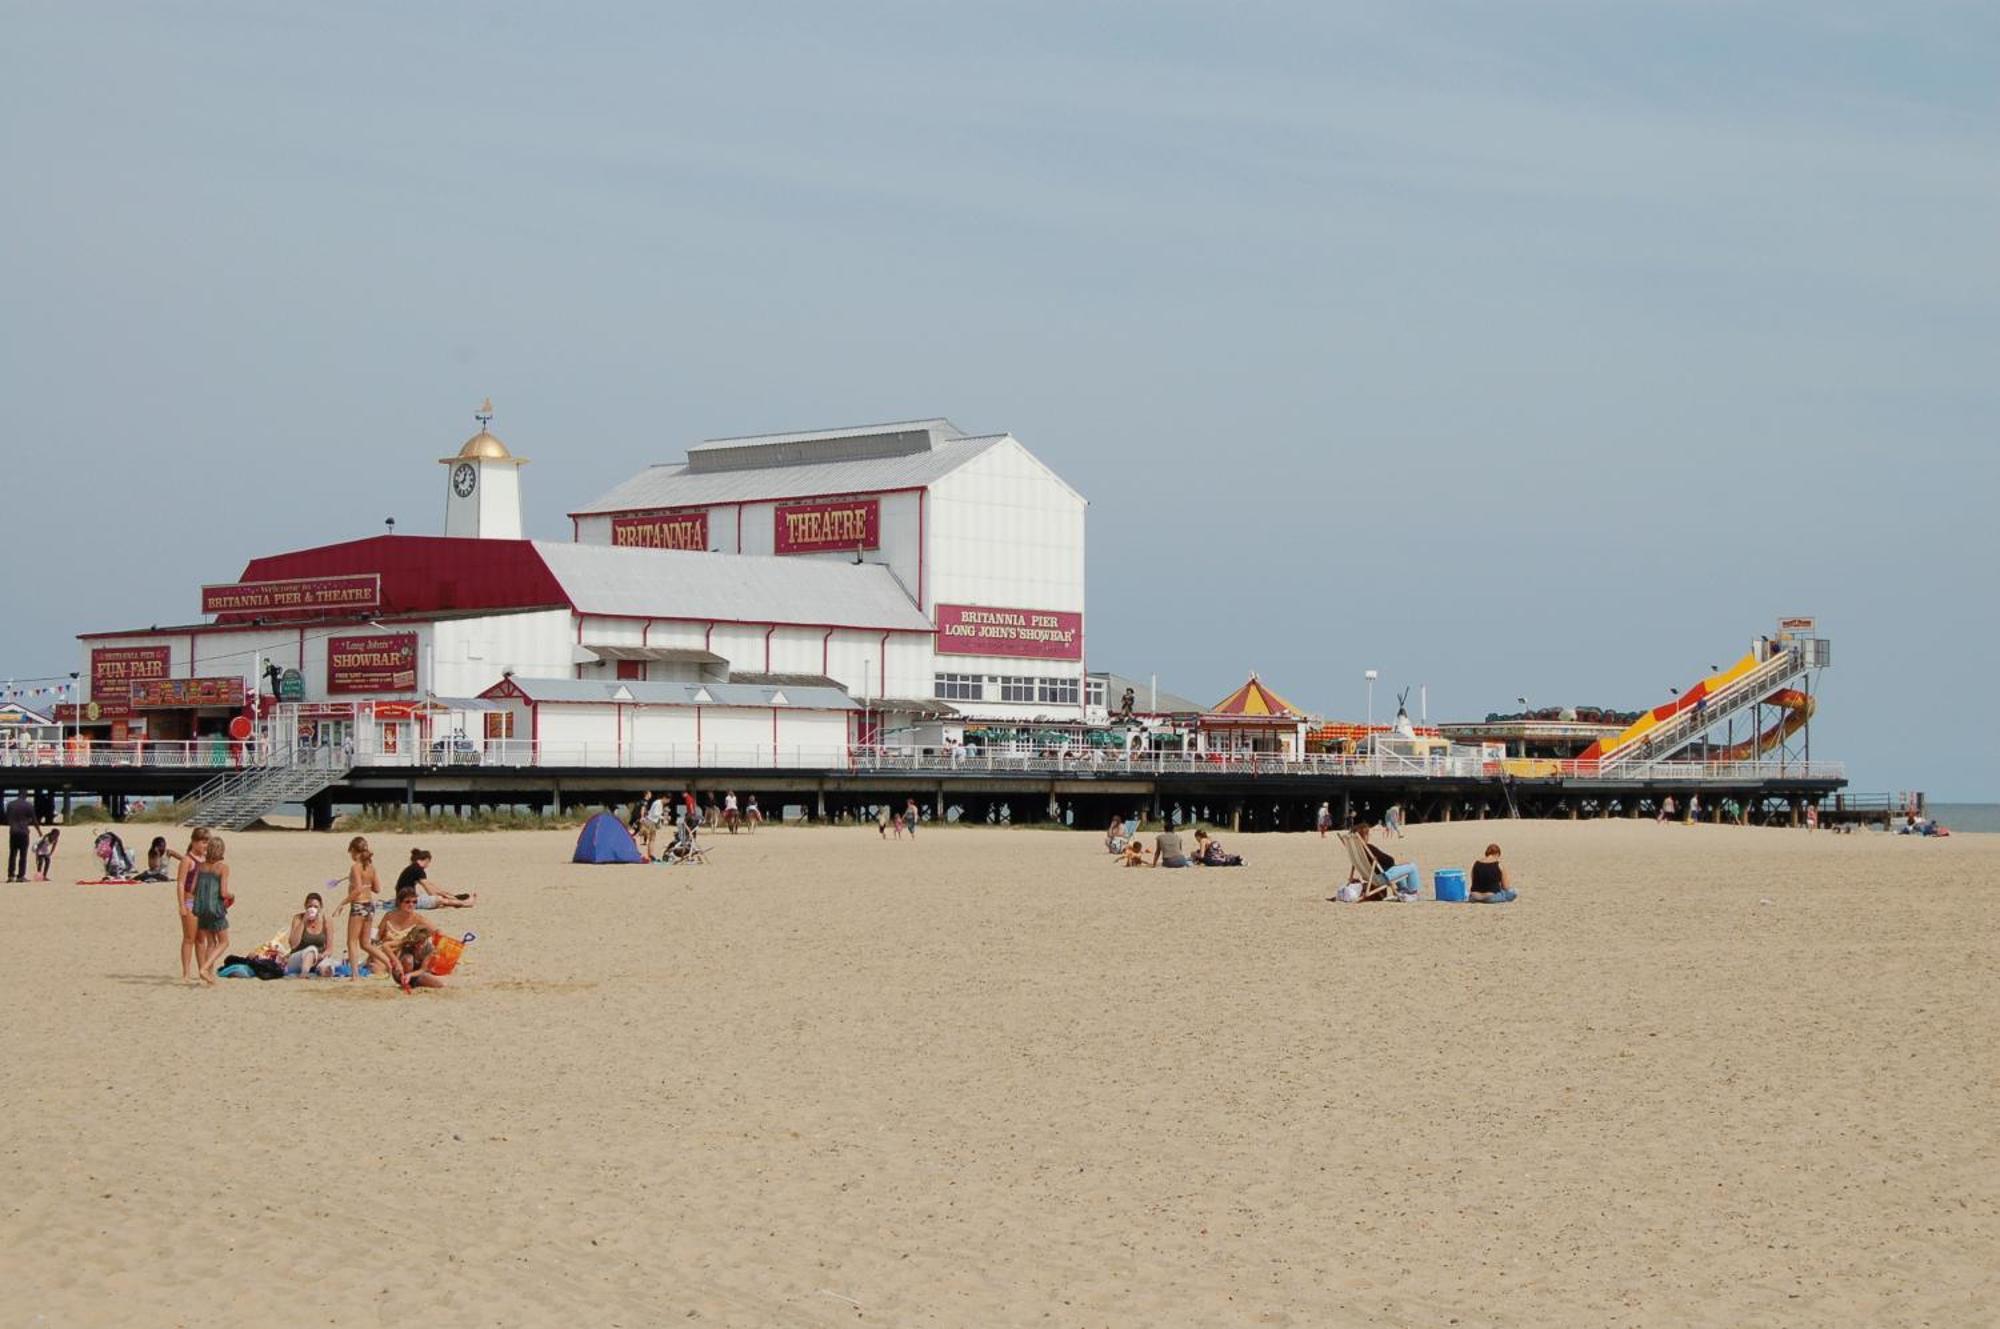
[[2, 818, 1994, 1326]]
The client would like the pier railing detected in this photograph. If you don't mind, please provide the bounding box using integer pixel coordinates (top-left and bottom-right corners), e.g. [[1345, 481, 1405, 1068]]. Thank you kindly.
[[3, 738, 1845, 785]]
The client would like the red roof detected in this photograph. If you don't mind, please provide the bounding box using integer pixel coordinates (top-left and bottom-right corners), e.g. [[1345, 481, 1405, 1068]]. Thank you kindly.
[[224, 536, 569, 624]]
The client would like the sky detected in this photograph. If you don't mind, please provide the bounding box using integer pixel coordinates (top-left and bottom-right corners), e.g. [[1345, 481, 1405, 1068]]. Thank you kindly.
[[2, 2, 1995, 796]]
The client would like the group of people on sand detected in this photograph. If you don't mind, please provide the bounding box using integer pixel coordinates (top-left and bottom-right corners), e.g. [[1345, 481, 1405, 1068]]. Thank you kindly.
[[1108, 815, 1245, 868], [876, 798, 923, 839], [1339, 821, 1516, 904], [169, 827, 474, 991], [634, 789, 762, 859]]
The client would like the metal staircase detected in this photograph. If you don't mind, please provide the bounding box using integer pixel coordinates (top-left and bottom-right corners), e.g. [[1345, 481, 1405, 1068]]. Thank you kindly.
[[1595, 645, 1816, 772], [183, 751, 349, 831]]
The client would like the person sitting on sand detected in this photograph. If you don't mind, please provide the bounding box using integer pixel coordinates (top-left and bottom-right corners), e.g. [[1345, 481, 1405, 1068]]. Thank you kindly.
[[372, 883, 446, 991], [138, 835, 181, 883], [1468, 844, 1517, 903], [1191, 829, 1244, 867], [1106, 815, 1129, 855], [285, 890, 338, 975], [1150, 825, 1190, 868], [395, 848, 476, 909], [1119, 838, 1146, 867]]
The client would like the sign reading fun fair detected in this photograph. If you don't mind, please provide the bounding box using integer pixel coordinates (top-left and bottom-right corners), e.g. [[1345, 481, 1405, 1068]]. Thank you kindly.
[[202, 574, 382, 618], [90, 645, 172, 718], [327, 633, 418, 694], [934, 604, 1084, 661], [774, 498, 879, 554], [611, 510, 710, 551]]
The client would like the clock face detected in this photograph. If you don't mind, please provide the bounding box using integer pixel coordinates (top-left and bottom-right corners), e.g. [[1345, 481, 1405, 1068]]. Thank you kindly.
[[452, 462, 477, 498]]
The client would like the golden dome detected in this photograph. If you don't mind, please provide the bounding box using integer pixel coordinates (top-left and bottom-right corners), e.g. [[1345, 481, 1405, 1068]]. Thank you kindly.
[[456, 429, 512, 460]]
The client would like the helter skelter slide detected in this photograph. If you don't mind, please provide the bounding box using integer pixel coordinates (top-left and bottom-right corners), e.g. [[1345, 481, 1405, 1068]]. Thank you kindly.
[[1578, 627, 1822, 767]]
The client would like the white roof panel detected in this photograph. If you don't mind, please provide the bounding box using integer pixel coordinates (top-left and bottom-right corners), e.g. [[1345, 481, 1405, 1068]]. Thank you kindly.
[[569, 434, 1010, 514], [498, 677, 859, 711], [531, 541, 931, 633]]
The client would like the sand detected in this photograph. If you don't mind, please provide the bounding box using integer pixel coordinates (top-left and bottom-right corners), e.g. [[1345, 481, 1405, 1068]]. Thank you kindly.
[[1, 818, 1994, 1327]]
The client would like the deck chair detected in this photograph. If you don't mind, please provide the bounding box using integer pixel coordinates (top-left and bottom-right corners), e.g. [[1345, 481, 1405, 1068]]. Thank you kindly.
[[662, 833, 709, 866], [1335, 831, 1399, 902]]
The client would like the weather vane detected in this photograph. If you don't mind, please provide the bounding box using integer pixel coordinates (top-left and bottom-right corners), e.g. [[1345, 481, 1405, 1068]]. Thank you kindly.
[[475, 397, 494, 430]]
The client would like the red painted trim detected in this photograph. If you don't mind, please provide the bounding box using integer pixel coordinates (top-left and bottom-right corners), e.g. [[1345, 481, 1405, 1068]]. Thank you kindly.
[[568, 485, 927, 523], [530, 700, 540, 749], [734, 505, 742, 553], [916, 487, 926, 610]]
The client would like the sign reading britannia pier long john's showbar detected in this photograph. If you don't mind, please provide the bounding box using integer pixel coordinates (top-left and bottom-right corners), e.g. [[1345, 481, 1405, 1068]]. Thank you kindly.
[[935, 603, 1084, 661]]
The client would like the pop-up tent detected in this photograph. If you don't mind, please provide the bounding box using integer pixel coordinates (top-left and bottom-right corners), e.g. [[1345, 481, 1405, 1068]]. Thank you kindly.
[[573, 812, 645, 864]]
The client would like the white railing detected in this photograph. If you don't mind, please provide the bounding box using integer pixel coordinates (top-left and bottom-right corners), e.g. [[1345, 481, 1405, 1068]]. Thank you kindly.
[[1, 735, 1844, 784]]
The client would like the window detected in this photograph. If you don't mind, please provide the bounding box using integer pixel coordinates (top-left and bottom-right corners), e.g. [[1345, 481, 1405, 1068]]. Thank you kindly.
[[1085, 678, 1106, 709], [934, 673, 985, 702], [1039, 677, 1079, 705], [999, 676, 1037, 703]]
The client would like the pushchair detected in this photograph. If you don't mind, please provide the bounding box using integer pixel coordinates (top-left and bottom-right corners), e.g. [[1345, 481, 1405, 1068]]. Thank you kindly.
[[94, 831, 136, 880]]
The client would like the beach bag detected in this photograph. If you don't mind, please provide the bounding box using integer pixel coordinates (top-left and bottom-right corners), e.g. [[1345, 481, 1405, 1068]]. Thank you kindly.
[[427, 931, 475, 976], [1335, 882, 1363, 903]]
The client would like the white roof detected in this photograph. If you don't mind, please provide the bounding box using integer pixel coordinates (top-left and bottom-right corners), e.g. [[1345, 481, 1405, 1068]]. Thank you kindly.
[[690, 418, 960, 452], [531, 541, 931, 633], [570, 432, 1011, 513], [496, 677, 858, 711]]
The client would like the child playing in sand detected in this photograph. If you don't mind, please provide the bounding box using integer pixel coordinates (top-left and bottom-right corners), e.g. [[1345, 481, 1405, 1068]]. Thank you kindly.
[[191, 836, 234, 986], [372, 883, 446, 992], [31, 827, 57, 880]]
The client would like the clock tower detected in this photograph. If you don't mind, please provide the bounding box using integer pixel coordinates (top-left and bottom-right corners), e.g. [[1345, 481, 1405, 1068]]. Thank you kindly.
[[440, 399, 527, 539]]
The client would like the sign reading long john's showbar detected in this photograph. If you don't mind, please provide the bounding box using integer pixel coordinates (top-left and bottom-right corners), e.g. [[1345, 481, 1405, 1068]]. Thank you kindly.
[[202, 574, 381, 618], [610, 510, 710, 550], [935, 603, 1084, 661], [774, 498, 879, 554], [327, 633, 418, 694]]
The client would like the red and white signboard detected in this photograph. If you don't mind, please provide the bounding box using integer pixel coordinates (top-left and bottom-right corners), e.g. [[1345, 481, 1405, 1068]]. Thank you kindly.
[[327, 633, 418, 694], [934, 604, 1084, 661], [611, 510, 710, 551], [91, 645, 172, 718], [132, 676, 247, 709], [202, 574, 381, 618], [774, 498, 879, 554]]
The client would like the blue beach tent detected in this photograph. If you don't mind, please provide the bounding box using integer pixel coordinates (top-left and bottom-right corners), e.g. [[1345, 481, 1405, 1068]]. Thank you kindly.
[[573, 812, 645, 864]]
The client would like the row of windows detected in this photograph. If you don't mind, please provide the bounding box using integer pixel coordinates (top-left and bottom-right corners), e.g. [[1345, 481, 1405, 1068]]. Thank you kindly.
[[934, 673, 1081, 705]]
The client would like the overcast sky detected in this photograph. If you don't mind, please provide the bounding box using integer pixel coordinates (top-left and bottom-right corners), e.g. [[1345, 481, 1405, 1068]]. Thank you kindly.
[[3, 2, 1994, 796]]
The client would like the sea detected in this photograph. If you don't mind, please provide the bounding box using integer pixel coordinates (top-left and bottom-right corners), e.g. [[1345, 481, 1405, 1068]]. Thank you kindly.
[[1928, 803, 2000, 833]]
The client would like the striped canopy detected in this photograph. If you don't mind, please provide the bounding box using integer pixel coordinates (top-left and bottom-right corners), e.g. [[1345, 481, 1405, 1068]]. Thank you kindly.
[[1206, 674, 1303, 720]]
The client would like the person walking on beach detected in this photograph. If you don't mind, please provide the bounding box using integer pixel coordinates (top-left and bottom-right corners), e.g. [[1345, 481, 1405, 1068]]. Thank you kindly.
[[745, 795, 762, 830], [5, 790, 43, 882], [723, 790, 739, 833], [875, 805, 890, 838], [175, 826, 211, 979], [904, 798, 921, 838], [1316, 802, 1332, 839], [31, 827, 58, 880], [1656, 795, 1676, 825], [1384, 803, 1405, 838], [639, 791, 663, 858]]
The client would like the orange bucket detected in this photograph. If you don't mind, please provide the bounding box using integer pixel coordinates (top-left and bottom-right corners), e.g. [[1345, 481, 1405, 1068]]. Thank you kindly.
[[427, 932, 467, 976]]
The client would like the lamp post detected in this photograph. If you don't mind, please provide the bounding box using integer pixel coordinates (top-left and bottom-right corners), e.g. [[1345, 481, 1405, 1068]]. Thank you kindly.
[[1364, 669, 1378, 729]]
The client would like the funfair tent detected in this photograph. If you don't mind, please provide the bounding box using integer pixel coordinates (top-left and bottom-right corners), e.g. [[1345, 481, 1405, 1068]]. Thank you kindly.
[[573, 812, 645, 864]]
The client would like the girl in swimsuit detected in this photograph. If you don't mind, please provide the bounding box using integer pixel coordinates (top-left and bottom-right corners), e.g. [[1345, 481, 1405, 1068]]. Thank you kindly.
[[286, 890, 335, 976], [373, 883, 446, 992], [191, 835, 234, 987], [341, 836, 381, 980], [176, 827, 211, 982]]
